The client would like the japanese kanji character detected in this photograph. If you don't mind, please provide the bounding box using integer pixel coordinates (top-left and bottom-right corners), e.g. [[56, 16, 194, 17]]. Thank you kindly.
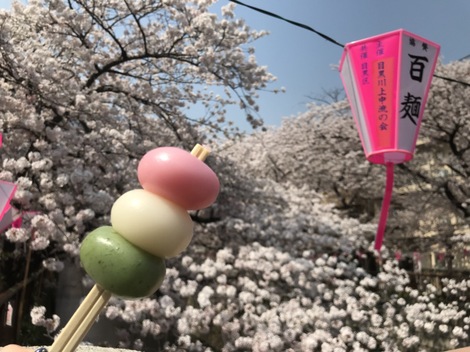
[[400, 92, 422, 125], [409, 54, 429, 82]]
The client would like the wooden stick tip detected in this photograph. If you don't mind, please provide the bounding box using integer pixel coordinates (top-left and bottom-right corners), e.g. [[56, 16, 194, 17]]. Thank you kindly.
[[190, 144, 211, 161]]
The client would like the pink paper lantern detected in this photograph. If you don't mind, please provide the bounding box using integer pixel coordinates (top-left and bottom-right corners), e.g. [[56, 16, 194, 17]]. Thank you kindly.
[[0, 180, 17, 223], [0, 205, 23, 233], [340, 29, 440, 164], [339, 29, 440, 250]]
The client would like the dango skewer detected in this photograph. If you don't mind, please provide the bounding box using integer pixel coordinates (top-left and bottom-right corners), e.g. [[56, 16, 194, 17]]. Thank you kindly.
[[49, 144, 219, 352]]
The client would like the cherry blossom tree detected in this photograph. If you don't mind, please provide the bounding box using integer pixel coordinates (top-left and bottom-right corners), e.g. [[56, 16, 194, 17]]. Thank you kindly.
[[226, 60, 470, 252], [405, 59, 470, 249], [0, 0, 274, 344], [1, 1, 469, 350], [0, 1, 273, 264]]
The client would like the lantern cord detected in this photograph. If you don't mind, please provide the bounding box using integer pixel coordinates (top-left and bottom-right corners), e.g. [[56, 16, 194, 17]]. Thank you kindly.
[[374, 163, 394, 251], [228, 0, 345, 48], [229, 0, 470, 89]]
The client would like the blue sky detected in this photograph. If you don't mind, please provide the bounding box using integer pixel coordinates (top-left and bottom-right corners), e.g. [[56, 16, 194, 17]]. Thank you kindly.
[[1, 0, 469, 131], [219, 0, 470, 130]]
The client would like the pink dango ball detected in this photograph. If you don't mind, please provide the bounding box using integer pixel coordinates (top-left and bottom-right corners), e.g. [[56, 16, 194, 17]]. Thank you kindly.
[[137, 147, 220, 210]]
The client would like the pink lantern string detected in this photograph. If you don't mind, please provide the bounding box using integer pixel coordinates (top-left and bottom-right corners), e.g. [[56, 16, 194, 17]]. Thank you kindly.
[[374, 163, 394, 251]]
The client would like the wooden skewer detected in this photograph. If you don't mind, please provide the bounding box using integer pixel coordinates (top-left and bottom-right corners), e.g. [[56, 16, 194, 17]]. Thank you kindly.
[[48, 145, 210, 352], [49, 285, 111, 352], [191, 143, 210, 161]]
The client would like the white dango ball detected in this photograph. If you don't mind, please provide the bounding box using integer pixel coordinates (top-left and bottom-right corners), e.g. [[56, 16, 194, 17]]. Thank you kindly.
[[110, 189, 193, 258]]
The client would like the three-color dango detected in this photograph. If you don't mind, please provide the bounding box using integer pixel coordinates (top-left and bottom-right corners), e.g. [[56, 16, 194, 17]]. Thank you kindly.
[[80, 145, 219, 298]]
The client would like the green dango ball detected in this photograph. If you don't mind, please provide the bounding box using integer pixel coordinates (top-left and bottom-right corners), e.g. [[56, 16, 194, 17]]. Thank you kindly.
[[80, 226, 166, 298]]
